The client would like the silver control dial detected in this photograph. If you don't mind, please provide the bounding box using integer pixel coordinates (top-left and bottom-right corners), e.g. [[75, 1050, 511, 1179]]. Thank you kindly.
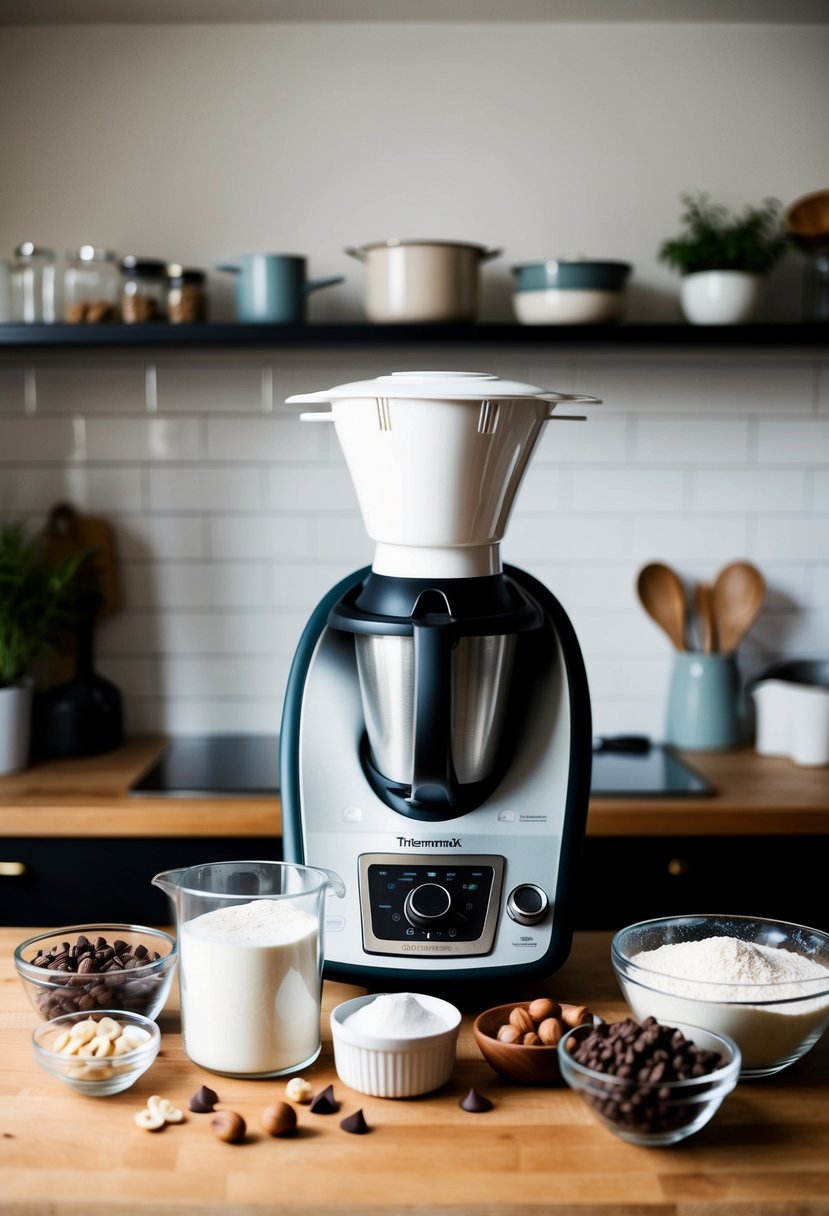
[[403, 882, 453, 928], [506, 884, 549, 926]]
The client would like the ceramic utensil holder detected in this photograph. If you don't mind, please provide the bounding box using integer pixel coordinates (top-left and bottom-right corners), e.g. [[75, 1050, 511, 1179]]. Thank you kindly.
[[666, 653, 743, 751]]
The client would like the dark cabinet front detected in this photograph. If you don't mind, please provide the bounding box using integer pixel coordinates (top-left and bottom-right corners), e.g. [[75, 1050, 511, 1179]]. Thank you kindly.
[[0, 837, 283, 926]]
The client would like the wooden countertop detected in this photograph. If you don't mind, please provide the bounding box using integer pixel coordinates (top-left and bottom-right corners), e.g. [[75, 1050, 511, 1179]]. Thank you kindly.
[[1, 737, 828, 840], [2, 927, 827, 1214]]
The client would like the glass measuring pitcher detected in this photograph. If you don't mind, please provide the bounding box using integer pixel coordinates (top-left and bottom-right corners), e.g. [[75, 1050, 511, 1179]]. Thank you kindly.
[[152, 860, 344, 1078]]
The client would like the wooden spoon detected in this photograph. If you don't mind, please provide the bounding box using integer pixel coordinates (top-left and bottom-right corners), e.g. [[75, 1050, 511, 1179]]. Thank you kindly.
[[636, 562, 687, 651], [695, 581, 716, 653], [710, 561, 766, 654]]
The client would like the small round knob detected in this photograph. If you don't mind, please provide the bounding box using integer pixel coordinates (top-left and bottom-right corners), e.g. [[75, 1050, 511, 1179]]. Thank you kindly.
[[404, 883, 453, 929], [506, 884, 549, 926]]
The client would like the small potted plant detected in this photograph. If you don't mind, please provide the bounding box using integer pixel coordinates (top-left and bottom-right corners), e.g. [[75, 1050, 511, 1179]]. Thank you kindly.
[[659, 192, 788, 324], [0, 521, 83, 774]]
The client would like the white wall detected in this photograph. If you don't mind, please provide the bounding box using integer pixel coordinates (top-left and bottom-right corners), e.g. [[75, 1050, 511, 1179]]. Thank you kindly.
[[0, 19, 827, 739], [1, 21, 827, 319]]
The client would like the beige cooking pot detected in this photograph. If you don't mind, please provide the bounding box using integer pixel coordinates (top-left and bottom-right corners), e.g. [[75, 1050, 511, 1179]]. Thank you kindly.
[[345, 239, 501, 323]]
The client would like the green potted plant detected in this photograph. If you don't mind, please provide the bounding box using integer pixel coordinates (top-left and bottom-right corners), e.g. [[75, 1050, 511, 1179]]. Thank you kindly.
[[659, 192, 788, 324], [0, 521, 83, 774]]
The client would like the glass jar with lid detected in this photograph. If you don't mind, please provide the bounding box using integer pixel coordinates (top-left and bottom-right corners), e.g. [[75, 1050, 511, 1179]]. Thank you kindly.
[[166, 264, 208, 323], [11, 242, 56, 323], [120, 256, 167, 323], [64, 246, 121, 323]]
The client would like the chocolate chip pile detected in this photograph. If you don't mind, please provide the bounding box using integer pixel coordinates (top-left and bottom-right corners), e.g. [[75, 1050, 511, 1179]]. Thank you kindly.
[[27, 933, 166, 1019], [567, 1016, 727, 1136]]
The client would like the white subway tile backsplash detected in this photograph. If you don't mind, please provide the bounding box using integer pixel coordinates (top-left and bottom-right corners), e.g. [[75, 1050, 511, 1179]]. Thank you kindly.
[[505, 515, 631, 564], [4, 350, 826, 737], [633, 416, 749, 464], [630, 515, 749, 564], [312, 513, 374, 563], [533, 412, 627, 463], [206, 415, 326, 462], [756, 418, 829, 465], [120, 561, 267, 609], [754, 516, 829, 563], [210, 514, 315, 560], [815, 472, 829, 511], [571, 468, 686, 514], [572, 360, 814, 415], [155, 357, 265, 413], [33, 359, 147, 414], [0, 416, 84, 461], [103, 655, 289, 699], [812, 566, 829, 607], [0, 363, 25, 413], [266, 464, 357, 512], [128, 698, 284, 735], [98, 609, 306, 657], [690, 468, 808, 513], [114, 515, 206, 562], [149, 466, 264, 511], [86, 416, 202, 461], [0, 466, 142, 513]]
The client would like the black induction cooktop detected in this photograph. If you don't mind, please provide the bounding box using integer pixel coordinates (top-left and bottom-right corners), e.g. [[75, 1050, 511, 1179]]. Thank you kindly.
[[128, 734, 713, 799]]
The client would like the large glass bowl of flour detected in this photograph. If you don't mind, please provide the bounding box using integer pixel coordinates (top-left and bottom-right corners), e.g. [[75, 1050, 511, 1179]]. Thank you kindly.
[[611, 915, 829, 1078]]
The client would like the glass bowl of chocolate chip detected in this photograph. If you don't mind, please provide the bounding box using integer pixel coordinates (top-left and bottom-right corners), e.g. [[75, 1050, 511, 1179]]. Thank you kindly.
[[14, 924, 177, 1022], [558, 1015, 741, 1147]]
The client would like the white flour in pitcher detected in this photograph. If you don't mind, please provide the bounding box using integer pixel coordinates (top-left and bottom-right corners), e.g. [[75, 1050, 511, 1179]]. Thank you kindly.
[[180, 898, 320, 1076], [626, 935, 829, 1070]]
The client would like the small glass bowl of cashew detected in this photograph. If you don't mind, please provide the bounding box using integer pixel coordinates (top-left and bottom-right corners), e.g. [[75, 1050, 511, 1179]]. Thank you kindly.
[[32, 1008, 161, 1095]]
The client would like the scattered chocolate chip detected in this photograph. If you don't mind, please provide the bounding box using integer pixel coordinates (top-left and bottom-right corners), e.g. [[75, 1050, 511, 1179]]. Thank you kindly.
[[460, 1088, 493, 1113], [188, 1085, 219, 1113], [309, 1084, 340, 1114], [340, 1109, 370, 1135]]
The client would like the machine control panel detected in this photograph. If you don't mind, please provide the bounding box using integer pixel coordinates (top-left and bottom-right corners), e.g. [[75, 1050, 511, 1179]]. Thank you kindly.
[[358, 853, 505, 957]]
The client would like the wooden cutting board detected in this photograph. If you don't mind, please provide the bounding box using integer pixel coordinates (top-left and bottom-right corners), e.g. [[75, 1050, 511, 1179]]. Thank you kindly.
[[41, 502, 121, 620], [39, 503, 122, 684]]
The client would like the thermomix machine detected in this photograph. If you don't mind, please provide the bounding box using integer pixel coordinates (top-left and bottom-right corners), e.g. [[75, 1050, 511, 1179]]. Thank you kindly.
[[280, 370, 599, 984]]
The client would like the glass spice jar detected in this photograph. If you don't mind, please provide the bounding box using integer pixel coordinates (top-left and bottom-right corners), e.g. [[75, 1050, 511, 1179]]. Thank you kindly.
[[120, 256, 167, 323], [166, 264, 208, 323], [64, 246, 121, 323], [11, 242, 56, 323]]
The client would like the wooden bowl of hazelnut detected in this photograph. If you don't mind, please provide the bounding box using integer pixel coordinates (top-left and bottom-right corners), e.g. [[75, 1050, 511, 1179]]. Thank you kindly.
[[472, 997, 598, 1086]]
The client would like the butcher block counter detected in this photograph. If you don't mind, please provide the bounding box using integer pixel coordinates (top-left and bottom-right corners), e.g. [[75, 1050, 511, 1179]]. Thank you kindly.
[[2, 927, 828, 1215], [2, 738, 828, 930], [2, 735, 828, 839]]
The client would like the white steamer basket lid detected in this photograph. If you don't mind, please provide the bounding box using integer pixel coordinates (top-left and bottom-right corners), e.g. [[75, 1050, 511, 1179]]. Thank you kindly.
[[286, 370, 598, 404]]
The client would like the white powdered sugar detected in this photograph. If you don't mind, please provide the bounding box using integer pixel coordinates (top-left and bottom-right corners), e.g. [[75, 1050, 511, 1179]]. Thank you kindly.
[[344, 992, 450, 1038], [623, 934, 829, 1072]]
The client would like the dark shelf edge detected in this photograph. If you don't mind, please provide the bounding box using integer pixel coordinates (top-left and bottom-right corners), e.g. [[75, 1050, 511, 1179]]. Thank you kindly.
[[0, 322, 826, 349]]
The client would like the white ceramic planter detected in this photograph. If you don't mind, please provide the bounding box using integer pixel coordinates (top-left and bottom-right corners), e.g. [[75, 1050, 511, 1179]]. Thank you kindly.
[[680, 271, 762, 325], [0, 681, 33, 774]]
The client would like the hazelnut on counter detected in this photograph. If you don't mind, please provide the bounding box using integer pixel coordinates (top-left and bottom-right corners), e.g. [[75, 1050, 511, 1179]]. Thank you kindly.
[[211, 1110, 247, 1143]]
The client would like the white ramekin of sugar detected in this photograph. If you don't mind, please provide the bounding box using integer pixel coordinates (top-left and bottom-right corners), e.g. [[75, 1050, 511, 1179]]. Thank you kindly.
[[612, 915, 829, 1078], [331, 991, 462, 1098]]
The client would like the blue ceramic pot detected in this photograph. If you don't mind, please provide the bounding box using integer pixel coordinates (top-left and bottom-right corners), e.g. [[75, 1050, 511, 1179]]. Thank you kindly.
[[512, 259, 631, 292]]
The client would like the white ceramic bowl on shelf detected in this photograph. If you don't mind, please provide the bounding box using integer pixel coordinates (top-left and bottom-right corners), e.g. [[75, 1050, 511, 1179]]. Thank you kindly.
[[330, 992, 461, 1098]]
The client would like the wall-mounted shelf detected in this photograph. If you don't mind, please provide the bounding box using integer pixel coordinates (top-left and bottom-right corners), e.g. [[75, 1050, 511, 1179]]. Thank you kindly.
[[0, 322, 826, 350]]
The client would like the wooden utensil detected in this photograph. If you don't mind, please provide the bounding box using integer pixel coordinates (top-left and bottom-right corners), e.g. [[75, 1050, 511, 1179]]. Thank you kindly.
[[636, 562, 687, 651], [710, 561, 766, 654], [695, 581, 716, 653]]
